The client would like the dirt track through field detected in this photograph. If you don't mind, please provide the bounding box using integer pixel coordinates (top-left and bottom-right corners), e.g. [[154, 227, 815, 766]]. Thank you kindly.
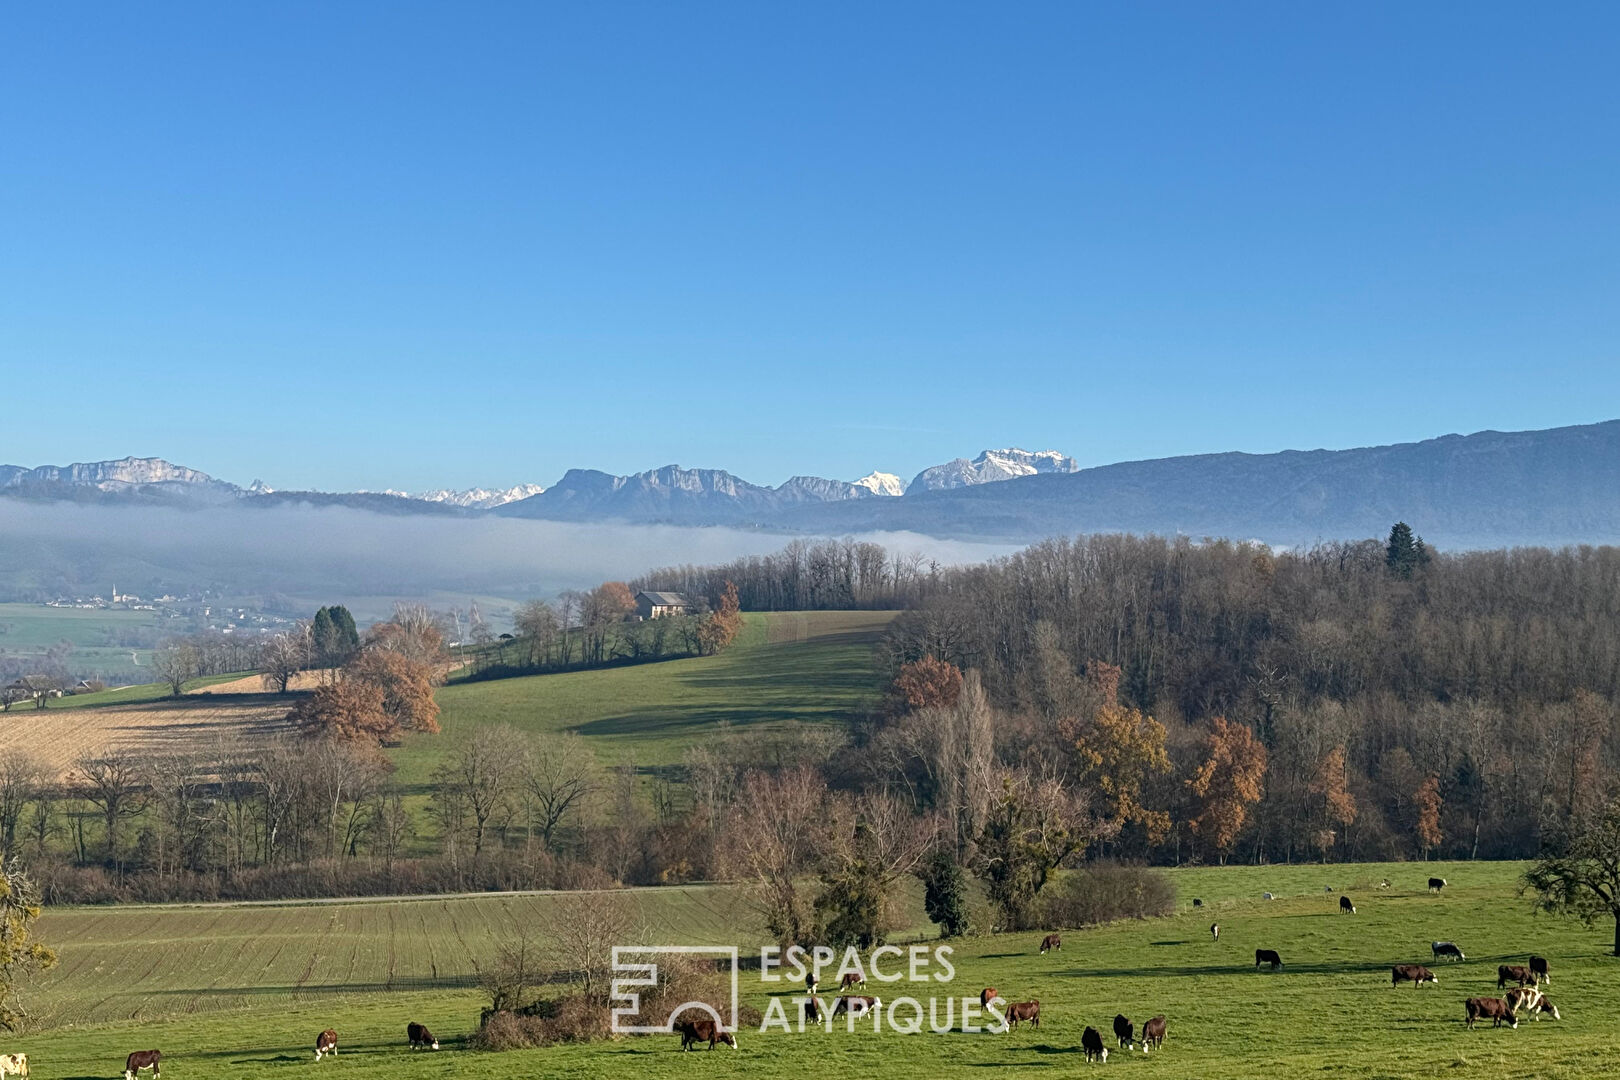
[[0, 695, 297, 778]]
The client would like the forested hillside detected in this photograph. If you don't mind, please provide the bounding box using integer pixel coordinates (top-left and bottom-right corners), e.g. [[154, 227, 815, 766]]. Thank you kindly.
[[880, 533, 1620, 862]]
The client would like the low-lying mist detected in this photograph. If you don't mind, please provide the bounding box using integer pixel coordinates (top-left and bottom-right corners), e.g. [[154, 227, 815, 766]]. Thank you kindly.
[[0, 501, 1013, 617]]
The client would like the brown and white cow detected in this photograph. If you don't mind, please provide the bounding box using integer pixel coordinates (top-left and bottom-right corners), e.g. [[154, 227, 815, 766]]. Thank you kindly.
[[1392, 964, 1437, 987], [1039, 934, 1062, 954], [839, 972, 866, 991], [1529, 955, 1550, 983], [0, 1054, 27, 1080], [1255, 948, 1282, 970], [1465, 997, 1517, 1029], [829, 995, 881, 1020], [1141, 1015, 1166, 1052], [1112, 1013, 1134, 1049], [1498, 964, 1537, 989], [674, 1018, 737, 1051], [1004, 1001, 1040, 1030], [1532, 996, 1561, 1021], [406, 1022, 439, 1050], [1081, 1026, 1108, 1063], [124, 1051, 161, 1080], [1504, 986, 1544, 1018], [980, 987, 999, 1007], [314, 1030, 338, 1061]]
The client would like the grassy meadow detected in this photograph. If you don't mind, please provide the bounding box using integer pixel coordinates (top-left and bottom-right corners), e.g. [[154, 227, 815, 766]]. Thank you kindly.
[[10, 860, 1620, 1080], [0, 603, 172, 684], [390, 611, 897, 787]]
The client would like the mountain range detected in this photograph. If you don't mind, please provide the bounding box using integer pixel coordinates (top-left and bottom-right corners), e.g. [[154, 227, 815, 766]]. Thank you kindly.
[[5, 421, 1620, 548]]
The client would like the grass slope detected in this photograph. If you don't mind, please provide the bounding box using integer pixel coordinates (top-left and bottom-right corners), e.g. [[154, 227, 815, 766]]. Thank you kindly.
[[389, 611, 896, 786], [0, 602, 169, 682], [13, 861, 1620, 1079]]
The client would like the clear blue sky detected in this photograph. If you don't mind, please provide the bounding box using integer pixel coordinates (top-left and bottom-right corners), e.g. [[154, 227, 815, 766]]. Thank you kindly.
[[3, 2, 1617, 492]]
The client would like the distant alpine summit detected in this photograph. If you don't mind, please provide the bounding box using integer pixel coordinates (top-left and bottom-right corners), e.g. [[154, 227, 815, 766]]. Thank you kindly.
[[8, 422, 1620, 548], [388, 484, 546, 510], [907, 448, 1079, 494]]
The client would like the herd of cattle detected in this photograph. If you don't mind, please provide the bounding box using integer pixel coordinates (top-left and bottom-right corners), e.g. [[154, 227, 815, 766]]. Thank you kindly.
[[0, 873, 1578, 1074], [1222, 875, 1569, 1038]]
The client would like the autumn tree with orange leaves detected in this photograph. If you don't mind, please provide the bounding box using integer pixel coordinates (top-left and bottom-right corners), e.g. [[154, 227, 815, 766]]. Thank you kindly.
[[696, 581, 744, 656], [1186, 717, 1268, 863], [290, 648, 441, 744], [1414, 773, 1443, 859], [892, 656, 963, 712], [1072, 662, 1172, 844], [1308, 746, 1357, 860]]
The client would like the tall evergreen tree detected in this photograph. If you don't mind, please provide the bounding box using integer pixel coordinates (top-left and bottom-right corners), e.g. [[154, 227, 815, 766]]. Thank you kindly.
[[1385, 521, 1431, 578], [919, 850, 971, 938], [310, 608, 338, 664], [329, 605, 359, 650]]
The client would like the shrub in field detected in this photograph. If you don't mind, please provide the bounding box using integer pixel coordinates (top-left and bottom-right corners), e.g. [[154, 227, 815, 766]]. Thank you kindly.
[[1039, 863, 1177, 928]]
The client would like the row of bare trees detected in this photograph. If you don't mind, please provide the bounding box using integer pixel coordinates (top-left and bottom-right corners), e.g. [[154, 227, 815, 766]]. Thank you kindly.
[[631, 538, 940, 612]]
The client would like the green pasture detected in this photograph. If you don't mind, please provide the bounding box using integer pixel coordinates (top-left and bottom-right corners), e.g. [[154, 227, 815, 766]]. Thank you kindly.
[[389, 611, 897, 786], [11, 860, 1620, 1079], [0, 603, 173, 683]]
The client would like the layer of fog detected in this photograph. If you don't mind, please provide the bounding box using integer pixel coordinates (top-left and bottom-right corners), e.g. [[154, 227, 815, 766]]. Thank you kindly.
[[0, 501, 1015, 618]]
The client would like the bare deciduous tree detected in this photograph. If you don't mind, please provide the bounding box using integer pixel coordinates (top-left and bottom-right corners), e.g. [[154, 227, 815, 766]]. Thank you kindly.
[[74, 750, 147, 867], [725, 767, 827, 946], [523, 733, 596, 852], [432, 725, 525, 871]]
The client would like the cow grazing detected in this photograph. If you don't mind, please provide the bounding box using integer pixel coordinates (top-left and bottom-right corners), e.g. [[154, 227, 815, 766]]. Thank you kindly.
[[1431, 941, 1465, 961], [1039, 933, 1062, 954], [1504, 986, 1544, 1018], [1529, 955, 1550, 983], [805, 971, 818, 995], [1141, 1015, 1167, 1052], [1210, 923, 1219, 942], [1533, 997, 1561, 1021], [1262, 892, 1275, 900], [830, 995, 881, 1019], [1112, 1014, 1134, 1049], [1192, 898, 1203, 907], [1339, 895, 1356, 914], [1255, 948, 1282, 970], [314, 1030, 338, 1061], [980, 987, 999, 1007], [124, 1051, 161, 1080], [839, 972, 866, 991], [674, 1018, 737, 1050], [1081, 1026, 1108, 1063], [1429, 877, 1447, 892], [1003, 1001, 1040, 1030], [1377, 879, 1392, 890], [406, 1022, 439, 1050], [0, 1054, 27, 1080], [1392, 964, 1437, 987], [1465, 997, 1517, 1029], [803, 996, 823, 1023], [1498, 964, 1537, 989]]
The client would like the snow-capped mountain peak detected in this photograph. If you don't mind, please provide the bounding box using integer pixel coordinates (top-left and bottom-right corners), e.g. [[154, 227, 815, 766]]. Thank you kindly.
[[907, 448, 1078, 494], [408, 483, 546, 509], [852, 471, 905, 497]]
